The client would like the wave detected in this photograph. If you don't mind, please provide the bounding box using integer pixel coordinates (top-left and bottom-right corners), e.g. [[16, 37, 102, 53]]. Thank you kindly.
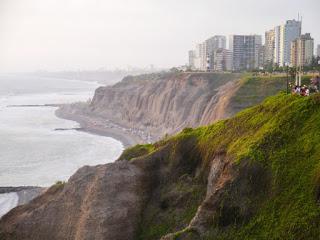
[[0, 192, 19, 218]]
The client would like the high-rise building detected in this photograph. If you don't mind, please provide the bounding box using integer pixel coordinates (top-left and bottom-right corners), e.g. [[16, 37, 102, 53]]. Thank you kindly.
[[224, 50, 233, 71], [290, 33, 314, 67], [205, 36, 227, 71], [206, 36, 227, 55], [188, 50, 196, 69], [193, 44, 201, 70], [259, 45, 265, 69], [265, 29, 275, 65], [317, 44, 320, 58], [211, 48, 233, 71], [274, 19, 302, 66], [229, 35, 262, 71], [189, 41, 213, 71], [195, 43, 208, 71], [274, 26, 282, 66]]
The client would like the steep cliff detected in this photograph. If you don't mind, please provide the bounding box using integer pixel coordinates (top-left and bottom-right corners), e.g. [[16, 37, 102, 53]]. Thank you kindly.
[[60, 72, 242, 142], [2, 93, 320, 240], [57, 73, 294, 145]]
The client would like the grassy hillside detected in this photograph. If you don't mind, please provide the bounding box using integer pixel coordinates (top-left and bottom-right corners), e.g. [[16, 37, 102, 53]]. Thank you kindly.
[[226, 74, 312, 116], [123, 93, 320, 240]]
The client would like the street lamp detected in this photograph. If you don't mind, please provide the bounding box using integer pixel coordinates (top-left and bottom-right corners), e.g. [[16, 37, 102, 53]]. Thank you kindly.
[[285, 63, 289, 94]]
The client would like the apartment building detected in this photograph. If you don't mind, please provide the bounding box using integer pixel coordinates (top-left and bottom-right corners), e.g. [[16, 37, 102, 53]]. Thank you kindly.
[[274, 19, 302, 66], [290, 33, 314, 67], [229, 35, 262, 71]]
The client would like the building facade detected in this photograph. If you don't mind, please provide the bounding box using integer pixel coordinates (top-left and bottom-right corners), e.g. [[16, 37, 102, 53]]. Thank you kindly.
[[206, 35, 227, 54], [206, 36, 227, 71], [197, 43, 209, 71], [317, 44, 320, 58], [259, 45, 265, 69], [189, 36, 227, 71], [188, 50, 196, 69], [211, 48, 233, 71], [290, 33, 314, 67], [274, 26, 282, 66], [274, 19, 302, 66], [229, 35, 262, 71], [189, 43, 207, 71], [265, 29, 275, 65]]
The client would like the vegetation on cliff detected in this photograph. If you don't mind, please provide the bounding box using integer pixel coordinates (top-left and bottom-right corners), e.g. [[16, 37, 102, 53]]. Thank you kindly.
[[1, 75, 320, 240], [226, 74, 312, 115], [125, 93, 320, 240]]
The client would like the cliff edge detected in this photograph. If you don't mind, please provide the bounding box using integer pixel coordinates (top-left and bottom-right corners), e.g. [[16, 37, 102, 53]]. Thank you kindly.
[[1, 93, 320, 240], [57, 72, 243, 143]]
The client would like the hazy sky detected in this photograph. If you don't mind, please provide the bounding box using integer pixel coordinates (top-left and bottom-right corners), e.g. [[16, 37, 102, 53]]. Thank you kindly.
[[0, 0, 318, 72]]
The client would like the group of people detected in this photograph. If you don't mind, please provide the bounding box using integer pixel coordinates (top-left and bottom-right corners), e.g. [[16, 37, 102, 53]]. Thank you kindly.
[[291, 75, 320, 96], [292, 85, 310, 96]]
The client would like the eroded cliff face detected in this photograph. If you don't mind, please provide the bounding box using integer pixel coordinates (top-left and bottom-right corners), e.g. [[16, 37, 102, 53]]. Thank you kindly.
[[0, 133, 243, 240], [0, 116, 276, 240], [2, 78, 318, 240], [87, 73, 242, 139], [0, 162, 147, 240]]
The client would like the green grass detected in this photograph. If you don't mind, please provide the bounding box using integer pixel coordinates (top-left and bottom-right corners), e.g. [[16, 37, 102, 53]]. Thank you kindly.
[[227, 74, 313, 115], [138, 179, 206, 240], [118, 144, 156, 161], [121, 73, 320, 239], [194, 93, 320, 239], [232, 95, 320, 240], [131, 92, 320, 239]]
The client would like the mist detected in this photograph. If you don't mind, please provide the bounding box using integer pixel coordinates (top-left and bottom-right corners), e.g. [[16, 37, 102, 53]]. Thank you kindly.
[[0, 0, 318, 72]]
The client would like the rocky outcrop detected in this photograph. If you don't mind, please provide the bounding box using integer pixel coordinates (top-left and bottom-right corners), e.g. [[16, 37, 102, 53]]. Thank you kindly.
[[0, 122, 274, 240], [0, 162, 147, 240], [0, 134, 217, 240]]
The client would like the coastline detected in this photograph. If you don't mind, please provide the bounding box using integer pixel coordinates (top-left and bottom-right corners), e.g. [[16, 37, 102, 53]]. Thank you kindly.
[[0, 187, 44, 205], [0, 187, 44, 218], [55, 107, 144, 149]]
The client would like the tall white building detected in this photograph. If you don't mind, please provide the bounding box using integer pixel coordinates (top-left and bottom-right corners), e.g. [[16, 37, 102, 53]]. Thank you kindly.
[[211, 49, 233, 71], [188, 50, 196, 69], [274, 19, 302, 66], [205, 36, 226, 72], [274, 26, 282, 65], [317, 44, 320, 58], [193, 45, 201, 70], [189, 35, 227, 72], [265, 29, 275, 65], [206, 36, 227, 55], [198, 43, 209, 71]]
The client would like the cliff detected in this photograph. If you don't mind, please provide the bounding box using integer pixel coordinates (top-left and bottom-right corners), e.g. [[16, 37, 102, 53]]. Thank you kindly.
[[57, 73, 294, 145], [1, 93, 320, 240], [57, 72, 243, 143]]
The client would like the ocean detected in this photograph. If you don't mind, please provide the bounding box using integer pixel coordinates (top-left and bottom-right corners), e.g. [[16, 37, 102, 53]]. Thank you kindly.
[[0, 74, 123, 216]]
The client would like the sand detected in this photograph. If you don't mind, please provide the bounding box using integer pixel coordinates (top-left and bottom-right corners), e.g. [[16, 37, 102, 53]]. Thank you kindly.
[[55, 108, 144, 149]]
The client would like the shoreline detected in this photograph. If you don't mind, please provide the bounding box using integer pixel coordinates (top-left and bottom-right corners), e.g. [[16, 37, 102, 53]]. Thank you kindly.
[[0, 186, 44, 218], [55, 108, 144, 149], [0, 187, 44, 205]]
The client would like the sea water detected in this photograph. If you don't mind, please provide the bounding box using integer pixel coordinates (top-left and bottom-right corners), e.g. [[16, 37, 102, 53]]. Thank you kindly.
[[0, 74, 123, 217]]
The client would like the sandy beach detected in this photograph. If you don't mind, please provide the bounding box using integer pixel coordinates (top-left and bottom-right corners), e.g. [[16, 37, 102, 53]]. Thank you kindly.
[[55, 107, 145, 149]]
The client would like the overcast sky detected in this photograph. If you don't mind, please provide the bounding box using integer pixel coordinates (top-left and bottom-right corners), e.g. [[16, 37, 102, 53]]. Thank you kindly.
[[0, 0, 318, 72]]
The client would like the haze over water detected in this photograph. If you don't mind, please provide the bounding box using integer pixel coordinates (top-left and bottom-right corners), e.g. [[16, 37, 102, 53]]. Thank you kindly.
[[0, 75, 123, 187]]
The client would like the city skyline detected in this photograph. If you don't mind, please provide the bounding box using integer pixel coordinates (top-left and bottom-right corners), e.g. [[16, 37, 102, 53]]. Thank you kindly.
[[0, 0, 318, 72], [189, 16, 318, 72]]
